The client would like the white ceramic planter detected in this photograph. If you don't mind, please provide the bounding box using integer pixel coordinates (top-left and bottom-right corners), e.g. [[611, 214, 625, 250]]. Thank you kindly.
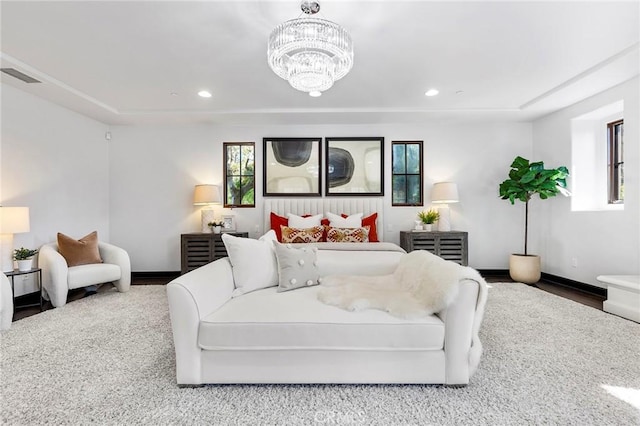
[[509, 254, 541, 284], [17, 259, 33, 272]]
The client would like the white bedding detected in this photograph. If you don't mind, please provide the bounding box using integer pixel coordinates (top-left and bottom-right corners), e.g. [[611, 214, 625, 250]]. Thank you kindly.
[[299, 242, 406, 253], [316, 249, 404, 276]]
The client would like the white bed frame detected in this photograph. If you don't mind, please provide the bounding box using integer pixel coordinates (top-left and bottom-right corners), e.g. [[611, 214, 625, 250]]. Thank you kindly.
[[263, 198, 385, 241]]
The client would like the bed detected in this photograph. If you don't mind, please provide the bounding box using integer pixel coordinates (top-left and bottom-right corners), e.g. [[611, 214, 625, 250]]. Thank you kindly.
[[263, 197, 405, 275], [263, 197, 386, 240]]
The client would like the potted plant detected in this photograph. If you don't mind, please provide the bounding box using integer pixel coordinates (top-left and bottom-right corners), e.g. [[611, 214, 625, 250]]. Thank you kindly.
[[417, 209, 440, 231], [499, 156, 570, 284], [208, 221, 224, 234], [14, 247, 38, 272]]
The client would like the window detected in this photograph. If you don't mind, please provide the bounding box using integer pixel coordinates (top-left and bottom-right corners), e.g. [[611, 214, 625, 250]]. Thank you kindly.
[[391, 141, 423, 206], [570, 100, 623, 212], [224, 142, 255, 208], [607, 119, 624, 204]]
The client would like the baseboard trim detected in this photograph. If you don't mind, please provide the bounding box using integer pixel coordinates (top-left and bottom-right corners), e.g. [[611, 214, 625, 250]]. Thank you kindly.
[[132, 271, 180, 280], [478, 269, 509, 276], [541, 273, 606, 297]]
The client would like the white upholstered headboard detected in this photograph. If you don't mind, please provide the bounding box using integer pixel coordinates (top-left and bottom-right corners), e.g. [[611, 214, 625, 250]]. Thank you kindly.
[[263, 198, 385, 241]]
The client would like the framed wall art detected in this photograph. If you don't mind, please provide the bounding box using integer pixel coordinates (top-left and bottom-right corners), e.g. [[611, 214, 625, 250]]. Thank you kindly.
[[263, 137, 322, 196], [325, 137, 384, 196]]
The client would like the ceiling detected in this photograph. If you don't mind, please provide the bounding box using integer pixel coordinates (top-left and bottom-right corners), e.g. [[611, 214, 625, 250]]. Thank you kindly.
[[1, 1, 638, 125]]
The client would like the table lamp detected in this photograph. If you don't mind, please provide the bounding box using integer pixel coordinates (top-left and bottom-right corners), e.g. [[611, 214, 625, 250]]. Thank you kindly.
[[193, 185, 221, 233], [0, 207, 30, 272], [431, 182, 459, 232]]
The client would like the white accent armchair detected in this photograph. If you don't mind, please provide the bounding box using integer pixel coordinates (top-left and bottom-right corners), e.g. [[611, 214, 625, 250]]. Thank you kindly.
[[39, 242, 131, 308], [1, 272, 13, 330]]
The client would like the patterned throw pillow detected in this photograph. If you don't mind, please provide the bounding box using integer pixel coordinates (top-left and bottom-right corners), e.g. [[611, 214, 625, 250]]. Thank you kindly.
[[341, 212, 379, 242], [281, 226, 324, 243], [326, 226, 370, 243]]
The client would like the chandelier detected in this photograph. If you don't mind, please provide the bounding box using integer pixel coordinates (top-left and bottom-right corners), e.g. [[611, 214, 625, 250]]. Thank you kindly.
[[267, 1, 354, 96]]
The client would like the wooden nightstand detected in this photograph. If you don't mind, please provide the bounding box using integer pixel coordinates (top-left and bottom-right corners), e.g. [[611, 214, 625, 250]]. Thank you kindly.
[[180, 232, 248, 274], [399, 230, 468, 266]]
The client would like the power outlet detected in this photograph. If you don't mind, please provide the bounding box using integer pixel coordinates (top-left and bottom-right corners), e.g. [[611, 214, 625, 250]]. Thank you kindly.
[[571, 257, 578, 268]]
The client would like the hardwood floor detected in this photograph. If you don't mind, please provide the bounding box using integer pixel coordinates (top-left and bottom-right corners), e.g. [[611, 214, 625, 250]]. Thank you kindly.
[[11, 273, 179, 321], [484, 275, 605, 310], [11, 272, 605, 322]]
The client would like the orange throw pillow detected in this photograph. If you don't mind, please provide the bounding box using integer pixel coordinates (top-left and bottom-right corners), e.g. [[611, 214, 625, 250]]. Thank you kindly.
[[57, 231, 103, 267], [281, 226, 325, 243]]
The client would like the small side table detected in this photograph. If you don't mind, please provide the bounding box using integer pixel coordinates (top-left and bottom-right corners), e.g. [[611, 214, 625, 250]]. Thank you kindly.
[[5, 268, 43, 317]]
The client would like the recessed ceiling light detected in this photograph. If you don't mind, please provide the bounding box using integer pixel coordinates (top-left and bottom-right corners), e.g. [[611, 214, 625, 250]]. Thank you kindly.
[[309, 91, 322, 97], [198, 90, 212, 98], [425, 89, 439, 97]]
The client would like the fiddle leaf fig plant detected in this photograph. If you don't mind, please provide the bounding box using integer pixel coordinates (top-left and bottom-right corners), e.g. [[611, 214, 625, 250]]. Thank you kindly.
[[499, 156, 570, 255]]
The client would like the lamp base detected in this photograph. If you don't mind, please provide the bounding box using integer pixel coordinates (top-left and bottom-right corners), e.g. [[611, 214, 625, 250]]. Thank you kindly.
[[0, 233, 15, 272], [437, 206, 451, 232], [201, 208, 215, 233]]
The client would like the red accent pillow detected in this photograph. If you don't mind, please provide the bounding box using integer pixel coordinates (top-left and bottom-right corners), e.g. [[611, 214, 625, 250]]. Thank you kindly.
[[270, 212, 289, 242], [340, 213, 379, 242], [270, 213, 331, 242]]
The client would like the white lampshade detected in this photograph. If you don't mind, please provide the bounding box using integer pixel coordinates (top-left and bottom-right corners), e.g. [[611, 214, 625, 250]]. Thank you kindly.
[[431, 182, 459, 204], [193, 185, 221, 205], [0, 207, 30, 234], [431, 183, 458, 232]]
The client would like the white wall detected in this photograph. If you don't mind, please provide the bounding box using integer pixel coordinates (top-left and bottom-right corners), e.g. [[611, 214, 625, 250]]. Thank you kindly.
[[109, 122, 532, 271], [532, 77, 640, 287], [1, 84, 110, 295]]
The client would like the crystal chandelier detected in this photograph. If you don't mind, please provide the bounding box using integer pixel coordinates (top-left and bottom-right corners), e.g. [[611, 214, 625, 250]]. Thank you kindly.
[[267, 1, 354, 96]]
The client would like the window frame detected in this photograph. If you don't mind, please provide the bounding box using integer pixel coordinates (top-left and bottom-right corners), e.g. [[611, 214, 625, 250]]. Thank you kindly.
[[391, 140, 424, 207], [607, 119, 624, 204], [223, 142, 255, 208]]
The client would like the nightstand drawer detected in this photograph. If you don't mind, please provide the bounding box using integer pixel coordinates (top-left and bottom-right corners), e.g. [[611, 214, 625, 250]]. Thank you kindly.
[[399, 231, 468, 266]]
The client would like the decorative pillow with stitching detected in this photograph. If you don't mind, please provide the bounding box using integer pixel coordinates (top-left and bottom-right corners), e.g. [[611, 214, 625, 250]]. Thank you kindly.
[[273, 241, 321, 292], [326, 226, 370, 243], [281, 226, 324, 244], [57, 231, 103, 267], [341, 212, 379, 242]]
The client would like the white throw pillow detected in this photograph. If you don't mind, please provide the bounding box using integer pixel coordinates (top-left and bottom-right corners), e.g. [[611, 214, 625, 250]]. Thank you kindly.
[[326, 212, 363, 228], [286, 213, 323, 228], [222, 230, 279, 297]]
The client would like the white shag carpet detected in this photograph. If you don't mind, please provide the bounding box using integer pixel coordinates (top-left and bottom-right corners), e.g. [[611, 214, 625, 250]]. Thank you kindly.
[[1, 283, 639, 425]]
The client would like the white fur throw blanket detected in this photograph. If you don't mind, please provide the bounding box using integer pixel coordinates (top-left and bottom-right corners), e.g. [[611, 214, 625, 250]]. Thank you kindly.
[[318, 250, 484, 319]]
